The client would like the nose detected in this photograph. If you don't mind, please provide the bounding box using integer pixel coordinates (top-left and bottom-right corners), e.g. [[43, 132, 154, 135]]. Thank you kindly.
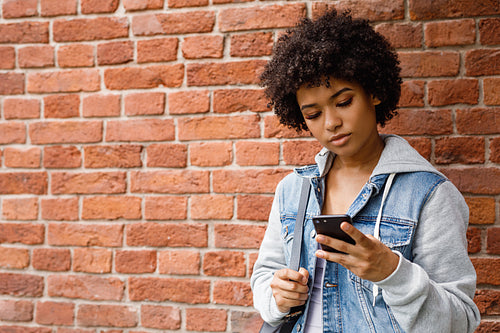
[[324, 107, 341, 131]]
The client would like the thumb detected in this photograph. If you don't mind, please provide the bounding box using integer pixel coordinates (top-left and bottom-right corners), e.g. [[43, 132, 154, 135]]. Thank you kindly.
[[298, 267, 309, 284]]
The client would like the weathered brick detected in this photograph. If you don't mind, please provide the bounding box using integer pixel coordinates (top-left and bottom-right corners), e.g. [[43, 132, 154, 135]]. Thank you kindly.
[[264, 115, 313, 139], [4, 147, 41, 168], [106, 119, 174, 142], [484, 78, 500, 106], [398, 81, 425, 107], [144, 196, 188, 220], [191, 195, 233, 220], [124, 92, 165, 116], [424, 19, 475, 47], [406, 137, 432, 162], [44, 94, 80, 118], [132, 11, 214, 36], [77, 304, 137, 327], [237, 195, 273, 221], [53, 17, 128, 42], [381, 109, 453, 136], [0, 223, 44, 245], [51, 171, 126, 194], [213, 281, 252, 306], [0, 73, 25, 95], [48, 223, 123, 247], [190, 141, 232, 167], [84, 145, 142, 168], [168, 90, 210, 115], [2, 197, 38, 220], [0, 300, 33, 321], [81, 0, 119, 14], [203, 251, 245, 277], [82, 94, 121, 117], [213, 169, 291, 194], [178, 114, 260, 140], [138, 38, 178, 63], [0, 122, 26, 144], [0, 47, 15, 69], [2, 0, 38, 18], [213, 89, 270, 113], [48, 275, 124, 300], [0, 247, 29, 269], [141, 305, 180, 329], [158, 250, 200, 275], [435, 137, 485, 164], [129, 277, 210, 303], [124, 0, 163, 11], [41, 0, 77, 16], [33, 248, 71, 272], [82, 196, 141, 220], [491, 137, 500, 164], [283, 140, 323, 166], [230, 32, 273, 57], [35, 302, 74, 326], [467, 227, 481, 254], [58, 44, 94, 68], [399, 51, 460, 77], [146, 143, 186, 167], [43, 146, 81, 168], [475, 321, 500, 333], [312, 0, 404, 21], [0, 273, 44, 297], [465, 197, 496, 225], [465, 49, 500, 76], [182, 35, 223, 59], [214, 223, 266, 249], [235, 141, 279, 166], [479, 18, 500, 45], [0, 172, 47, 194], [0, 326, 50, 333], [487, 228, 500, 255], [409, 0, 500, 20], [3, 98, 40, 119], [168, 0, 208, 7], [115, 250, 156, 273], [131, 170, 209, 194], [231, 311, 263, 333], [440, 167, 500, 195], [428, 79, 479, 106], [73, 248, 112, 273], [104, 64, 184, 90], [187, 60, 266, 86], [186, 308, 227, 331], [127, 222, 207, 247], [27, 69, 100, 93], [97, 41, 133, 65], [475, 289, 500, 315], [0, 22, 49, 44], [456, 108, 500, 134], [374, 22, 422, 48], [472, 258, 500, 285], [18, 45, 54, 68]]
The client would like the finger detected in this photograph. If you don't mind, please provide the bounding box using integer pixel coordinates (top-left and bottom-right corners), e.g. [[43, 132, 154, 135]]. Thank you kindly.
[[316, 234, 353, 254], [298, 267, 309, 284], [275, 268, 308, 284], [340, 222, 371, 248]]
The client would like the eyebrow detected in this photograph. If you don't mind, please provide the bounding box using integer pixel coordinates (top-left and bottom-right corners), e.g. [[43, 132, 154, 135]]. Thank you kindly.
[[300, 87, 353, 111]]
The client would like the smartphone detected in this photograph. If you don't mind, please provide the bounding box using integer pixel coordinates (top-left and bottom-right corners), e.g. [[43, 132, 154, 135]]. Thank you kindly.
[[312, 214, 355, 253]]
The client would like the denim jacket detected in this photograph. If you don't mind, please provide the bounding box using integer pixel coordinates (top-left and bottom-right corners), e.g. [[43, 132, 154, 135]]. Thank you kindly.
[[251, 135, 480, 333]]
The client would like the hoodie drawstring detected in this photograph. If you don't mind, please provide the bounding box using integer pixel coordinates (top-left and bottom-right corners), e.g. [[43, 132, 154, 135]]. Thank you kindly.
[[372, 173, 396, 306]]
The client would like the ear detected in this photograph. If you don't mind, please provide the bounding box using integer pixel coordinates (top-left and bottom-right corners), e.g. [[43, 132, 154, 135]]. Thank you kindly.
[[371, 95, 381, 106]]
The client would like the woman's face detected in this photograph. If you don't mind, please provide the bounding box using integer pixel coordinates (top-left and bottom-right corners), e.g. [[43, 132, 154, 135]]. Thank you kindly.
[[296, 78, 382, 161]]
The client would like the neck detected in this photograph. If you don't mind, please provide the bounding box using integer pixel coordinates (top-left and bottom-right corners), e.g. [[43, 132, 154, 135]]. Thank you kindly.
[[333, 135, 385, 174]]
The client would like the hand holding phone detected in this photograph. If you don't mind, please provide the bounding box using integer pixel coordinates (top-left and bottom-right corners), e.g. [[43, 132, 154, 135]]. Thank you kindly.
[[312, 214, 355, 253]]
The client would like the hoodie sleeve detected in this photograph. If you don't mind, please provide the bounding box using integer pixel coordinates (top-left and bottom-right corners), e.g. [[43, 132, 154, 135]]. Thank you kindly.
[[375, 180, 481, 333]]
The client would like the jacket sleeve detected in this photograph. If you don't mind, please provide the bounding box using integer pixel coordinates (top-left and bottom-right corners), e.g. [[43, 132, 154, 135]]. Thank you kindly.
[[375, 180, 481, 333], [250, 181, 290, 326]]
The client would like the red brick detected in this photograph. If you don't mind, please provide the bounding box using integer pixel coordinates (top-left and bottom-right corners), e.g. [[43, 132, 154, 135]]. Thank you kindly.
[[435, 136, 485, 164], [398, 81, 425, 108], [479, 18, 500, 45], [129, 277, 210, 303], [106, 119, 173, 142], [219, 4, 305, 32], [138, 38, 178, 63], [231, 311, 263, 333], [57, 327, 100, 333], [182, 35, 223, 59], [81, 0, 119, 14], [178, 114, 260, 140], [475, 289, 500, 315], [484, 78, 500, 106], [0, 123, 26, 144], [374, 22, 422, 48], [104, 64, 184, 90], [440, 167, 500, 195], [465, 49, 500, 76], [0, 73, 25, 95], [248, 252, 258, 277], [405, 137, 432, 161], [487, 228, 500, 254], [36, 302, 74, 326], [97, 41, 133, 65], [58, 44, 94, 68], [124, 92, 165, 116], [399, 51, 460, 77], [409, 0, 500, 20], [41, 0, 77, 16], [472, 258, 500, 285], [381, 109, 453, 136], [312, 0, 404, 21], [51, 171, 126, 194], [53, 17, 128, 42], [0, 22, 49, 44], [2, 197, 38, 220], [213, 0, 252, 3], [0, 223, 44, 245], [33, 248, 71, 272], [187, 60, 266, 86], [283, 140, 323, 166], [48, 275, 124, 300], [132, 11, 214, 36], [230, 32, 273, 57], [82, 94, 121, 117], [0, 47, 15, 69], [186, 308, 227, 331], [158, 250, 200, 275], [237, 195, 273, 221], [43, 146, 82, 168], [263, 115, 313, 139], [213, 169, 291, 194], [47, 223, 123, 247], [190, 141, 232, 167], [491, 137, 500, 164], [213, 89, 270, 113], [428, 79, 479, 106], [4, 147, 41, 168], [127, 222, 207, 247], [0, 326, 50, 333], [0, 247, 29, 269], [456, 108, 500, 134], [146, 143, 186, 167], [236, 141, 279, 166], [168, 90, 210, 114], [0, 300, 33, 321], [131, 170, 209, 194], [73, 248, 112, 273], [3, 98, 40, 119], [467, 227, 481, 254], [82, 196, 141, 220], [115, 250, 156, 273], [214, 223, 266, 249], [27, 69, 100, 93], [168, 0, 208, 7], [213, 281, 252, 306], [18, 45, 54, 68], [77, 304, 137, 327], [84, 145, 143, 168], [203, 251, 245, 277], [2, 0, 38, 18], [44, 94, 80, 118], [144, 196, 188, 220], [424, 19, 475, 47], [141, 305, 180, 329], [0, 273, 44, 297], [475, 321, 500, 333], [191, 195, 233, 220], [0, 172, 47, 194], [465, 197, 496, 225], [123, 0, 163, 11]]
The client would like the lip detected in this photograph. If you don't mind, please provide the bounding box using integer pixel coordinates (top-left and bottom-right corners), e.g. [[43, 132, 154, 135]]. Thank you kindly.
[[328, 133, 351, 146]]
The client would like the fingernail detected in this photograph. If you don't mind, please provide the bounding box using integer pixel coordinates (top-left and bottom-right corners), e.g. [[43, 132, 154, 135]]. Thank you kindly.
[[316, 235, 324, 242], [316, 250, 324, 258]]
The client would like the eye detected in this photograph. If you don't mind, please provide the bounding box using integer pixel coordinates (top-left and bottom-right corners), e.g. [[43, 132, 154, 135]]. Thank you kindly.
[[336, 97, 353, 108], [304, 112, 321, 120]]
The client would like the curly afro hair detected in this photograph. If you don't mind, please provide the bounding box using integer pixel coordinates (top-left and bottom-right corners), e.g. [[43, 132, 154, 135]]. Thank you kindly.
[[260, 10, 402, 132]]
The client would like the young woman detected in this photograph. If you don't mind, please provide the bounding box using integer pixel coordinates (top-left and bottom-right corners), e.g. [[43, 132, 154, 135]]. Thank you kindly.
[[251, 10, 480, 333]]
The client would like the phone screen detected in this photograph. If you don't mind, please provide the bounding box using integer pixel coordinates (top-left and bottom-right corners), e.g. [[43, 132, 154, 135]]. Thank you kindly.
[[312, 214, 355, 253]]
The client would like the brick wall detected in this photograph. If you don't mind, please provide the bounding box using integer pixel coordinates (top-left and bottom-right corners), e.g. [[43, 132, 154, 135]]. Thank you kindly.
[[0, 0, 498, 332]]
